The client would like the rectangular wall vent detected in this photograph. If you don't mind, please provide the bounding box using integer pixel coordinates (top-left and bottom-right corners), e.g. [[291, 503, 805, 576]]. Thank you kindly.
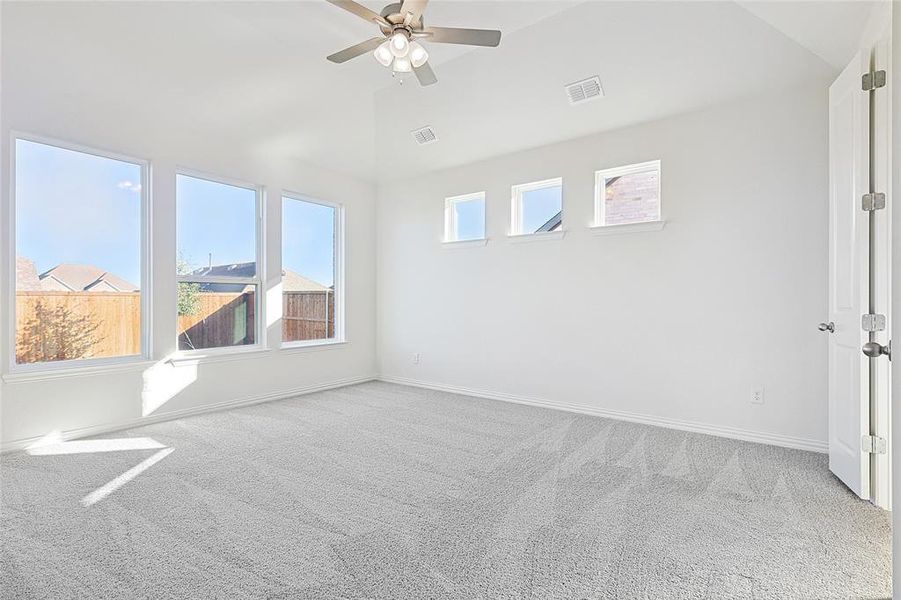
[[565, 76, 604, 105], [411, 126, 438, 145]]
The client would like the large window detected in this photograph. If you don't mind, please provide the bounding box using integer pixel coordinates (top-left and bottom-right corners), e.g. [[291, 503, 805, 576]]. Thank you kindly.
[[13, 137, 147, 367], [444, 192, 486, 242], [510, 178, 563, 236], [594, 160, 661, 227], [176, 173, 261, 352], [282, 195, 341, 344]]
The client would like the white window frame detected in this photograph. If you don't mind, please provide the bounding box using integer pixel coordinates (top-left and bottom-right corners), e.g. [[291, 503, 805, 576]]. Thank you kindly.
[[174, 168, 266, 358], [592, 160, 664, 232], [443, 191, 486, 244], [509, 177, 564, 238], [7, 132, 153, 375], [280, 192, 345, 349]]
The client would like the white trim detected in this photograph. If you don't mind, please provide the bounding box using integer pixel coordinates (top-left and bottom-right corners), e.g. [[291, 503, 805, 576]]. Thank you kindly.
[[594, 159, 662, 228], [589, 221, 666, 235], [280, 339, 347, 353], [510, 177, 563, 236], [169, 344, 269, 365], [3, 358, 156, 384], [0, 375, 378, 453], [378, 376, 828, 454], [508, 230, 566, 243], [280, 192, 345, 346], [7, 132, 152, 375], [441, 238, 488, 248], [443, 191, 486, 243]]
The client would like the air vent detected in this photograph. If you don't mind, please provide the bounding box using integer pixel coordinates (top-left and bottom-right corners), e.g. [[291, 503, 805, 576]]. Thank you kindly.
[[565, 76, 604, 105], [411, 126, 438, 145]]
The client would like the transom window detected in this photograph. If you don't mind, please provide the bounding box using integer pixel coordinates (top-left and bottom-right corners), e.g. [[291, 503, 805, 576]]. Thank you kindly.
[[510, 178, 563, 236], [594, 160, 661, 227], [282, 195, 342, 345], [13, 136, 147, 367], [444, 192, 486, 242], [176, 173, 261, 352]]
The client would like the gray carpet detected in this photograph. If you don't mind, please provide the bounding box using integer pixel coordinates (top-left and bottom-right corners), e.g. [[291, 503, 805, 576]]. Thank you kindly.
[[0, 381, 892, 599]]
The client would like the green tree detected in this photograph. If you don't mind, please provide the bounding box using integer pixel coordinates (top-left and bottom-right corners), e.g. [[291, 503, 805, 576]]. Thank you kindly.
[[177, 254, 200, 317]]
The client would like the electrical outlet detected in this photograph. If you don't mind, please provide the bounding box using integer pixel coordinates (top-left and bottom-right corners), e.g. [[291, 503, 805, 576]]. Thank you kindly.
[[751, 387, 765, 405], [413, 353, 421, 365]]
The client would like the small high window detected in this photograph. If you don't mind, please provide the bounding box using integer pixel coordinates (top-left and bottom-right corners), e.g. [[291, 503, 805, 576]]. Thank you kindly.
[[176, 173, 261, 352], [510, 178, 563, 236], [444, 192, 486, 242], [594, 160, 661, 227]]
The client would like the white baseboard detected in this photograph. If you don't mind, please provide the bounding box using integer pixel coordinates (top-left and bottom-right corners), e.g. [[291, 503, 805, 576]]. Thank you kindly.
[[378, 375, 828, 454], [1, 374, 378, 454]]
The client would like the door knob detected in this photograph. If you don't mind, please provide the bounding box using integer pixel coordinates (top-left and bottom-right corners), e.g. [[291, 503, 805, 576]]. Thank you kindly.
[[818, 321, 835, 332], [862, 340, 891, 360]]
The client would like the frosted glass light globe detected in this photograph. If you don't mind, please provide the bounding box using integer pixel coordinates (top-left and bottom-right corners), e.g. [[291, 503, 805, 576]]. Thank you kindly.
[[390, 31, 410, 57], [392, 56, 412, 73], [409, 42, 428, 68], [373, 41, 392, 67]]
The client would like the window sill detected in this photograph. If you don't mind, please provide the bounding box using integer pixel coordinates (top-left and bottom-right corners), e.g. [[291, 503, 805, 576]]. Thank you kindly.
[[589, 220, 666, 236], [442, 238, 488, 248], [3, 357, 155, 384], [168, 346, 271, 367], [508, 230, 566, 243], [280, 339, 347, 353]]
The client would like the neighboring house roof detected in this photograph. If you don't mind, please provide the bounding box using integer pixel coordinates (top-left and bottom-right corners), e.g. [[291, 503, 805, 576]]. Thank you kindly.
[[190, 262, 330, 293], [16, 257, 42, 291], [38, 264, 138, 292], [537, 211, 563, 232]]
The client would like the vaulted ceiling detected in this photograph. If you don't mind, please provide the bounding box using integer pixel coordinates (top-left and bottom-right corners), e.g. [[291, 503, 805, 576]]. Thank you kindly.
[[1, 1, 882, 184]]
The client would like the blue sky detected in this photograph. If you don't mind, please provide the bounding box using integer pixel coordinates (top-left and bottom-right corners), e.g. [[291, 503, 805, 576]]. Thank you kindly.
[[282, 197, 335, 287], [15, 139, 335, 291], [16, 139, 143, 286], [521, 185, 562, 233], [454, 196, 485, 241]]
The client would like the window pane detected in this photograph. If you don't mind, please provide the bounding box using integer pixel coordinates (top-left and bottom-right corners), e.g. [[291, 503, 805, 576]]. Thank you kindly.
[[176, 174, 257, 276], [521, 184, 562, 233], [177, 285, 256, 351], [452, 197, 485, 241], [15, 139, 142, 364], [282, 198, 337, 343], [604, 170, 660, 225]]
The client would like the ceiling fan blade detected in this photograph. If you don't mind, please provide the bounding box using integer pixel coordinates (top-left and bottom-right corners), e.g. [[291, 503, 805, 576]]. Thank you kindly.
[[325, 0, 390, 27], [327, 37, 385, 63], [400, 0, 428, 26], [414, 62, 438, 86], [421, 26, 501, 47]]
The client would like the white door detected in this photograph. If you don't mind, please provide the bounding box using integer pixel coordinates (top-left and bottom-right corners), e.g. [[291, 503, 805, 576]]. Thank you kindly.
[[827, 50, 870, 499]]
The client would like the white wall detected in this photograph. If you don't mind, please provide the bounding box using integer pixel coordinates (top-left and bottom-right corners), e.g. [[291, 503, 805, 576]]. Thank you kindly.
[[377, 83, 831, 449], [0, 28, 378, 450]]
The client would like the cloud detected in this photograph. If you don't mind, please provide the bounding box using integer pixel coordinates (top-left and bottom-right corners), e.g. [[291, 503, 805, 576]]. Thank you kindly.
[[116, 181, 142, 193]]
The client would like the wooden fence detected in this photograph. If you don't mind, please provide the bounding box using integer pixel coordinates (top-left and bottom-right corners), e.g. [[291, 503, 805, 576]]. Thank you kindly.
[[283, 291, 335, 342], [15, 289, 334, 362]]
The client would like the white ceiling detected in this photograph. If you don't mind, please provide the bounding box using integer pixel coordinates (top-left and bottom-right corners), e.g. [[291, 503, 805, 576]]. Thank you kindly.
[[1, 1, 881, 184]]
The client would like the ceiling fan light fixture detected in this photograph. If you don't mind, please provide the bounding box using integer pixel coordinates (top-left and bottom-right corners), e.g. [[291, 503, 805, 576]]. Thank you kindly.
[[392, 56, 413, 73], [409, 42, 429, 68], [374, 41, 393, 67], [389, 31, 410, 57]]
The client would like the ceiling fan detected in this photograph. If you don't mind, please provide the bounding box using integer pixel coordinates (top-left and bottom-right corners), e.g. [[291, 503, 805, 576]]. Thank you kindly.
[[325, 0, 501, 86]]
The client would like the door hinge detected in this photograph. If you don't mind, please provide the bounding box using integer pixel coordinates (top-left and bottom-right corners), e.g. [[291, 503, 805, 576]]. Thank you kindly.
[[862, 313, 886, 332], [862, 193, 886, 211], [862, 70, 887, 91], [862, 435, 887, 454]]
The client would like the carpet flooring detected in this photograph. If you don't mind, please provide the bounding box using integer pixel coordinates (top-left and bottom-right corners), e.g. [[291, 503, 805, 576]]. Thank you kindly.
[[0, 381, 892, 599]]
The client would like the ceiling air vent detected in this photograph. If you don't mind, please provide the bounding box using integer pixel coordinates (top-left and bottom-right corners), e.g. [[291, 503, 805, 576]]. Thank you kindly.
[[565, 76, 604, 105], [411, 126, 438, 145]]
